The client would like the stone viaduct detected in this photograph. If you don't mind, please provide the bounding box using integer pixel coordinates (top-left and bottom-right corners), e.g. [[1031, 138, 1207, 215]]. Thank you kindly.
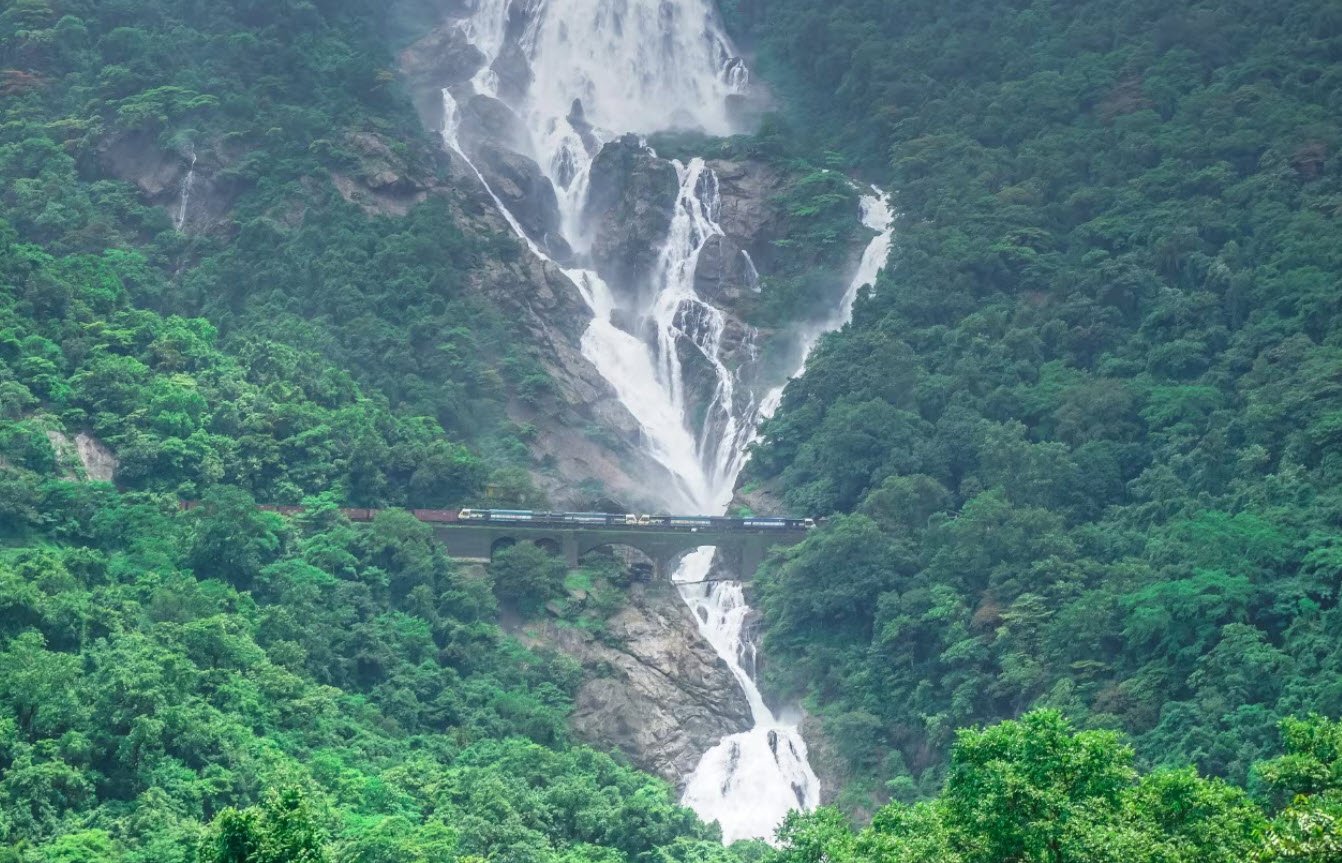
[[428, 522, 809, 579]]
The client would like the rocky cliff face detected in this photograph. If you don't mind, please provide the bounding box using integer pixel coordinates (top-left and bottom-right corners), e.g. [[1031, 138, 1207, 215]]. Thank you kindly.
[[43, 428, 117, 483], [409, 143, 690, 509], [521, 578, 754, 785], [582, 135, 679, 299], [93, 110, 684, 510], [398, 19, 485, 131]]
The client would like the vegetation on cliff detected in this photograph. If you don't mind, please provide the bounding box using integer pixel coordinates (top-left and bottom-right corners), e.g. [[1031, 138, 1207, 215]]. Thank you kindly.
[[0, 478, 742, 861], [0, 1, 720, 859], [1, 0, 548, 507]]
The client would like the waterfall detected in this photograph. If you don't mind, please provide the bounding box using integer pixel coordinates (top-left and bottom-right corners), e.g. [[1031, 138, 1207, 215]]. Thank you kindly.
[[677, 189, 893, 843], [175, 151, 198, 232], [434, 0, 894, 842], [674, 550, 821, 842]]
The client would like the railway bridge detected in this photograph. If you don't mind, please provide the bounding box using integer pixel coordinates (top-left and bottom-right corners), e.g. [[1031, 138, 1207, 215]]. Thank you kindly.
[[228, 504, 812, 580], [428, 522, 807, 580]]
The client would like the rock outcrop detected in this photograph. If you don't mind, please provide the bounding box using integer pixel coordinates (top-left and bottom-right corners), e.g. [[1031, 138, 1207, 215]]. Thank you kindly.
[[798, 707, 847, 808], [398, 21, 485, 86], [582, 135, 679, 297], [75, 432, 118, 482], [472, 142, 572, 261], [457, 94, 533, 154], [332, 131, 434, 216], [522, 578, 754, 785], [399, 20, 487, 130], [44, 428, 117, 482], [706, 158, 789, 273], [95, 130, 243, 235], [694, 234, 760, 304]]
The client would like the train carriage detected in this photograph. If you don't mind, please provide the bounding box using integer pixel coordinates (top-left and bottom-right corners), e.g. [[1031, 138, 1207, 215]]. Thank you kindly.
[[411, 509, 459, 523]]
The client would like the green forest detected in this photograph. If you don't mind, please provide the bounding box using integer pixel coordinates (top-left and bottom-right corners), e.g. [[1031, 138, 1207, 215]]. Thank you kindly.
[[3, 0, 1342, 858], [734, 0, 1342, 816]]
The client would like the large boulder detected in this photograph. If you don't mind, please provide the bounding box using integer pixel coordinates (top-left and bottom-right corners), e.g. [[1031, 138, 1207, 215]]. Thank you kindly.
[[399, 22, 486, 88], [582, 135, 679, 299], [399, 23, 487, 131], [694, 234, 760, 305], [457, 94, 532, 155]]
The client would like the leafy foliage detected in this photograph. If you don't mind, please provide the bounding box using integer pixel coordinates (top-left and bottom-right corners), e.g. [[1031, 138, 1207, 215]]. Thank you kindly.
[[768, 711, 1311, 863], [0, 0, 550, 503], [0, 474, 733, 861], [736, 0, 1342, 804]]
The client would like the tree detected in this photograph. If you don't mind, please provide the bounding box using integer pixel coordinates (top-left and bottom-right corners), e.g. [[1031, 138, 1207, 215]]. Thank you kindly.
[[941, 711, 1134, 863], [198, 789, 327, 863], [187, 486, 285, 588], [489, 542, 567, 614]]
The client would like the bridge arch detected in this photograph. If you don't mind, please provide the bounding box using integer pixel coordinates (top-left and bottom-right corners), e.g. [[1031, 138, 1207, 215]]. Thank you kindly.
[[489, 537, 518, 558], [578, 543, 657, 582], [533, 537, 562, 557]]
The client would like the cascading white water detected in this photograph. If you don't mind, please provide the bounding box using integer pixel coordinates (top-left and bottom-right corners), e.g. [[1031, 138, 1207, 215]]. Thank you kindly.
[[435, 0, 893, 842], [175, 151, 197, 231], [674, 549, 821, 842], [757, 188, 895, 420], [675, 188, 893, 843]]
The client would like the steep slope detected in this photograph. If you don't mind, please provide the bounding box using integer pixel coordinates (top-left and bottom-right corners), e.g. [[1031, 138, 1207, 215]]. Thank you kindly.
[[729, 0, 1342, 806], [1, 0, 690, 509]]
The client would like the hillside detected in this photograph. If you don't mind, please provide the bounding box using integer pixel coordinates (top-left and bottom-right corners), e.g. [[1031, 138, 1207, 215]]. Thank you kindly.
[[2, 0, 1342, 859], [732, 0, 1342, 807]]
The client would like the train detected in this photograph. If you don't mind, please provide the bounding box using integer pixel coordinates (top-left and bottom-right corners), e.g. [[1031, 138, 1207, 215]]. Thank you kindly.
[[181, 502, 814, 531], [457, 510, 816, 531]]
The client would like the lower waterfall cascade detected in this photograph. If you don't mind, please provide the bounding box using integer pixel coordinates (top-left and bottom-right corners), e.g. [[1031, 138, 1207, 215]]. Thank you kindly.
[[431, 0, 895, 842]]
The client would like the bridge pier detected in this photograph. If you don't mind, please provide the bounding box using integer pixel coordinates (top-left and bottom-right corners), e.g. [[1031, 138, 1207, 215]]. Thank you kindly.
[[562, 533, 581, 568]]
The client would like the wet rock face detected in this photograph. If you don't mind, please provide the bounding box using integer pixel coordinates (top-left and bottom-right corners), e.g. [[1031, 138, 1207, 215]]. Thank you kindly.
[[399, 21, 487, 129], [582, 135, 679, 299], [451, 95, 570, 259], [457, 94, 533, 155], [706, 158, 788, 272], [472, 142, 571, 261], [399, 22, 485, 87], [694, 234, 759, 305], [522, 579, 754, 785], [491, 39, 534, 103]]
